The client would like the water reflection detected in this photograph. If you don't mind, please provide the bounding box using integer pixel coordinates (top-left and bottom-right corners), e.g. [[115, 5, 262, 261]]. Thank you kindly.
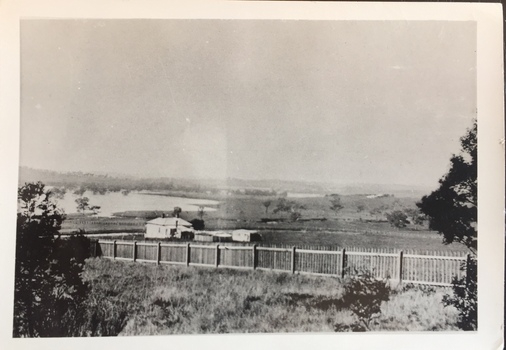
[[54, 191, 218, 217]]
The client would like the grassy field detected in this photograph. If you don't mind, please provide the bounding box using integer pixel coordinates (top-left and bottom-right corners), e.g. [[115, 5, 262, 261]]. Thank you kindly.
[[258, 230, 467, 252], [204, 194, 418, 222], [79, 258, 460, 335]]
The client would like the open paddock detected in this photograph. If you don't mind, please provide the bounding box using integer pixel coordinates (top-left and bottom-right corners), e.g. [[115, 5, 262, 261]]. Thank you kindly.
[[80, 258, 460, 335]]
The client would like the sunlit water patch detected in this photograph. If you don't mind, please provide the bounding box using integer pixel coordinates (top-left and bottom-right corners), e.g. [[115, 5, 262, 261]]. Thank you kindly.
[[53, 191, 218, 217]]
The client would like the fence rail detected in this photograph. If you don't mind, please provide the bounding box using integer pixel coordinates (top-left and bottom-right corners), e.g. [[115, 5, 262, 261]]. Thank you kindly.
[[93, 240, 468, 286]]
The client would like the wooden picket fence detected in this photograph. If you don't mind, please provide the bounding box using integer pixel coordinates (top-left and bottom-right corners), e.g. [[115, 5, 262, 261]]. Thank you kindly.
[[93, 240, 469, 286]]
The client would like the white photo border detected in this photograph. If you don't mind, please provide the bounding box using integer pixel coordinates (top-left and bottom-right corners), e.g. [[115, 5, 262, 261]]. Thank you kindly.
[[0, 1, 503, 349]]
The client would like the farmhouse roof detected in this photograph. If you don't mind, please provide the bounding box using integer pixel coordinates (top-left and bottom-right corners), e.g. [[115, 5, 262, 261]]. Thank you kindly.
[[147, 217, 193, 227]]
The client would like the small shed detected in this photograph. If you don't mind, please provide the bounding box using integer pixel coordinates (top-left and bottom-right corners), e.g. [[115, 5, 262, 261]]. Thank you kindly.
[[194, 233, 214, 242], [232, 229, 262, 242], [194, 231, 233, 242], [145, 217, 193, 239], [212, 232, 233, 242]]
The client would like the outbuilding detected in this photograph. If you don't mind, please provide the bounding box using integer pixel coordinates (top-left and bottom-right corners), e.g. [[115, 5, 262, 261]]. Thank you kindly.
[[194, 231, 233, 242], [231, 229, 262, 242], [145, 217, 193, 239]]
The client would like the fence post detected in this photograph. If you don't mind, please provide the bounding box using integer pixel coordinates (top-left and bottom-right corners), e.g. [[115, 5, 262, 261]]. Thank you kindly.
[[133, 241, 137, 262], [340, 248, 346, 278], [397, 250, 404, 285], [252, 244, 257, 270], [186, 243, 191, 266], [93, 240, 98, 258], [156, 242, 161, 265], [465, 253, 471, 288], [291, 246, 296, 274], [113, 240, 117, 260], [215, 244, 220, 268]]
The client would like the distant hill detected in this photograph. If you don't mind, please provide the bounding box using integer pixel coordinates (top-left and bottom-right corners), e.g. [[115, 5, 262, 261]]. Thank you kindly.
[[209, 177, 432, 198], [18, 167, 433, 198], [330, 183, 434, 198]]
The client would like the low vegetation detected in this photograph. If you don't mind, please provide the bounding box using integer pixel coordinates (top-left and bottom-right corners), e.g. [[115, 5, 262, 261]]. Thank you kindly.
[[442, 256, 477, 330], [14, 182, 92, 337], [334, 271, 391, 331], [77, 258, 459, 335], [418, 121, 477, 329]]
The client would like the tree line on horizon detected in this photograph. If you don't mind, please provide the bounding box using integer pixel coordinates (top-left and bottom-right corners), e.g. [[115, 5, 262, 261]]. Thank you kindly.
[[19, 167, 282, 197]]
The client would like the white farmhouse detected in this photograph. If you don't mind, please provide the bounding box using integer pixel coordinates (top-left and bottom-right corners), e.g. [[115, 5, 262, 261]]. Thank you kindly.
[[145, 217, 193, 239]]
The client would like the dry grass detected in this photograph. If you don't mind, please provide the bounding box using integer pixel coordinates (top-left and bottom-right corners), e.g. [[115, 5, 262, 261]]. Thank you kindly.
[[374, 285, 459, 331], [80, 258, 459, 336]]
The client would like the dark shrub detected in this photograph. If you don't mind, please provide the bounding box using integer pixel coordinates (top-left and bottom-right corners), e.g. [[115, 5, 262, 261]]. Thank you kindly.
[[190, 219, 205, 230], [335, 271, 390, 331], [442, 255, 477, 330], [386, 210, 409, 228], [14, 182, 92, 337]]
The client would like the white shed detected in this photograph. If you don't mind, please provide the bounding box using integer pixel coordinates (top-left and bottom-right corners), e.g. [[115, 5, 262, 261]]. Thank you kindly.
[[145, 217, 193, 239], [194, 231, 233, 242], [232, 229, 261, 242]]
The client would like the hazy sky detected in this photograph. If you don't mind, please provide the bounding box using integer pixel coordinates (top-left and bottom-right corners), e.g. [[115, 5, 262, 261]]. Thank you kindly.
[[20, 20, 476, 188]]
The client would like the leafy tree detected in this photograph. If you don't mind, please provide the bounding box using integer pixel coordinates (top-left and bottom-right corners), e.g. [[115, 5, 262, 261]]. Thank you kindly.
[[404, 208, 425, 227], [417, 121, 477, 330], [262, 200, 272, 216], [328, 194, 344, 216], [273, 197, 291, 213], [75, 197, 100, 216], [417, 121, 477, 252], [172, 206, 182, 218], [190, 218, 205, 230], [197, 206, 205, 220], [89, 205, 101, 215], [273, 198, 305, 221], [386, 210, 409, 228], [369, 207, 383, 221], [356, 204, 365, 213], [14, 182, 91, 337], [75, 196, 90, 214]]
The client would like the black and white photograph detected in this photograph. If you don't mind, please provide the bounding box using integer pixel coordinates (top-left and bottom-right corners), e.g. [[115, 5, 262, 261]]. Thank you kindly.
[[0, 1, 503, 349]]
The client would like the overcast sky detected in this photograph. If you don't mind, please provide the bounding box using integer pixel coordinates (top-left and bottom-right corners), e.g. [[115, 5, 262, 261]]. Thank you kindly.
[[20, 20, 476, 188]]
